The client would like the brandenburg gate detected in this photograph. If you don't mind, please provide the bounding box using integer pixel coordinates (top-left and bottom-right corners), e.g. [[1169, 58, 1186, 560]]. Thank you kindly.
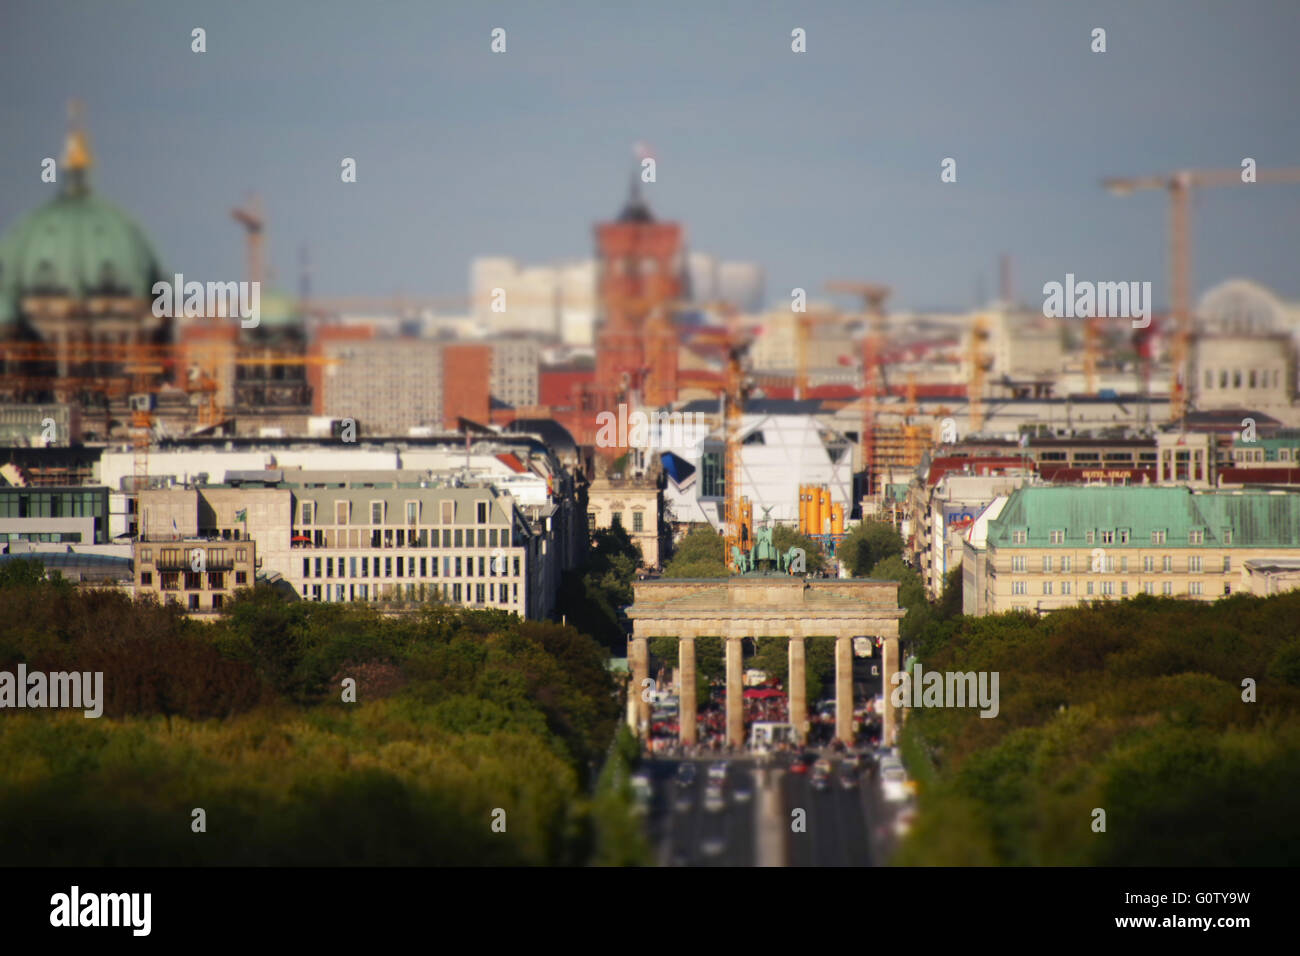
[[626, 575, 903, 748]]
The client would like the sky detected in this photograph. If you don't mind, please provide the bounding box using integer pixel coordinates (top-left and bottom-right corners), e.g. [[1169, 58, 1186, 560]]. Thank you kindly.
[[2, 0, 1298, 313]]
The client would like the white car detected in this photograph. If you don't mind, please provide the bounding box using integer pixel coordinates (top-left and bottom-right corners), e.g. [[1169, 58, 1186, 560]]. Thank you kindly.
[[700, 836, 726, 858], [732, 785, 753, 803], [704, 786, 726, 813], [879, 761, 909, 803], [893, 807, 917, 837], [708, 762, 728, 783]]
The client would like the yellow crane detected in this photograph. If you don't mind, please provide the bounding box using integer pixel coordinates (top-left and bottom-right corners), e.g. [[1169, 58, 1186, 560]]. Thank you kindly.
[[1103, 165, 1300, 421]]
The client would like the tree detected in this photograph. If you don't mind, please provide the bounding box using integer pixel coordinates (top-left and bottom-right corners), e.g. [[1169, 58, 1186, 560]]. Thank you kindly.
[[663, 527, 727, 578], [839, 520, 903, 576], [772, 525, 828, 574]]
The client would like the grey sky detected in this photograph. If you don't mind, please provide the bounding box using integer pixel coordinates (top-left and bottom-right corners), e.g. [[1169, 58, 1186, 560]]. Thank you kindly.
[[2, 0, 1298, 312]]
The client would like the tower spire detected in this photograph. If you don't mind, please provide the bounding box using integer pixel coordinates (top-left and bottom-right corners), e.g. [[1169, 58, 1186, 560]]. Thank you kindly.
[[63, 99, 93, 192]]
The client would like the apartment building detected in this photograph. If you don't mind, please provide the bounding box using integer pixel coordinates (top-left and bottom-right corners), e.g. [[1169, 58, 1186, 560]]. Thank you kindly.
[[967, 485, 1300, 615], [133, 538, 256, 613], [139, 471, 557, 619], [317, 338, 444, 435]]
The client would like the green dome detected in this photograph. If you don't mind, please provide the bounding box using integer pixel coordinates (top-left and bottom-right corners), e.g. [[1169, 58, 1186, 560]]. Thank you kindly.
[[0, 173, 165, 324]]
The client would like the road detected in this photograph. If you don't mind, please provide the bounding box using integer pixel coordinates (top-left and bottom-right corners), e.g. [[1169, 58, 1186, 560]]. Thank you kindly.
[[642, 751, 906, 866]]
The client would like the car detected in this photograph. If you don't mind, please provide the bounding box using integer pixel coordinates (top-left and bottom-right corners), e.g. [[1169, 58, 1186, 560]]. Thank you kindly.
[[893, 807, 917, 837], [708, 762, 728, 783], [732, 785, 753, 803], [811, 770, 831, 792], [673, 794, 693, 814], [704, 786, 726, 813], [675, 763, 696, 787], [813, 758, 833, 776], [838, 771, 859, 791], [700, 836, 726, 858], [841, 753, 862, 773], [879, 764, 909, 803], [790, 756, 810, 774], [630, 773, 652, 814]]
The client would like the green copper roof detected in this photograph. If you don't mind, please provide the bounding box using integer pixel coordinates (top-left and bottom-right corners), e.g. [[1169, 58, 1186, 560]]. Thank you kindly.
[[0, 171, 165, 320], [988, 485, 1300, 549]]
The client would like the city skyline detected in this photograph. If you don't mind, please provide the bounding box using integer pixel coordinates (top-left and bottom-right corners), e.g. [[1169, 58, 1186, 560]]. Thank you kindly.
[[2, 0, 1299, 313]]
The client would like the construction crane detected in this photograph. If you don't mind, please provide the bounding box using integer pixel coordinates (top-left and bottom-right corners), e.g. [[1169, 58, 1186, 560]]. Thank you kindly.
[[231, 195, 266, 289], [826, 281, 890, 493], [1102, 165, 1300, 422], [969, 314, 991, 433]]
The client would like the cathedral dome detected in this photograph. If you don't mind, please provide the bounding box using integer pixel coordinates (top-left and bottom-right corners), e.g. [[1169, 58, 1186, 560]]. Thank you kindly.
[[0, 113, 165, 326]]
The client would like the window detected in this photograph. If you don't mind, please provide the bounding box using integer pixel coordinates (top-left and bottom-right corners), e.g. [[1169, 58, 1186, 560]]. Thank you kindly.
[[1143, 556, 1154, 573], [420, 557, 427, 577], [1087, 581, 1094, 595], [1061, 555, 1072, 572], [1101, 531, 1114, 545], [453, 584, 463, 603], [1102, 581, 1114, 596], [441, 501, 454, 524], [1120, 581, 1128, 596], [1086, 530, 1095, 545], [1162, 556, 1172, 573], [371, 501, 384, 524], [477, 529, 486, 548], [1042, 581, 1052, 595], [587, 511, 597, 527], [361, 557, 369, 577], [1012, 581, 1026, 595], [141, 548, 153, 564], [1118, 530, 1130, 544], [1151, 530, 1166, 545], [1162, 581, 1172, 596], [1222, 528, 1233, 545], [477, 501, 489, 524], [1042, 556, 1052, 572], [476, 584, 485, 603], [455, 557, 462, 576], [454, 529, 464, 548], [301, 502, 314, 525], [632, 511, 644, 533], [513, 557, 520, 577], [1189, 581, 1202, 596], [189, 594, 200, 611], [385, 557, 393, 577], [336, 501, 349, 525], [140, 572, 152, 587], [1012, 556, 1027, 572], [1189, 556, 1202, 572], [1049, 530, 1064, 544], [1189, 529, 1203, 545], [1143, 582, 1154, 595], [612, 511, 623, 528], [1223, 556, 1231, 573], [1061, 581, 1071, 595], [1012, 530, 1027, 544], [1120, 556, 1128, 572], [406, 501, 418, 525], [478, 557, 486, 577]]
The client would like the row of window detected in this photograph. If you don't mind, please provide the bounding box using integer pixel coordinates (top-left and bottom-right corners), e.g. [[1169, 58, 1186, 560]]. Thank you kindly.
[[589, 511, 646, 532], [306, 581, 518, 606], [140, 547, 250, 566], [302, 554, 521, 580], [1204, 368, 1281, 390], [1011, 580, 1223, 597], [296, 528, 511, 549], [1014, 528, 1231, 546], [301, 499, 494, 526], [1009, 555, 1231, 573], [141, 571, 248, 590]]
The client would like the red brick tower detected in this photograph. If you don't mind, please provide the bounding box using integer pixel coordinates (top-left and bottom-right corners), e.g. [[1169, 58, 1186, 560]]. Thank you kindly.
[[594, 177, 683, 427]]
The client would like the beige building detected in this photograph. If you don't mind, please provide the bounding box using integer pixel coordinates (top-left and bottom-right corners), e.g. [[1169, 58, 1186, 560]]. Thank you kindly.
[[966, 485, 1300, 615], [587, 477, 666, 568], [133, 537, 256, 613]]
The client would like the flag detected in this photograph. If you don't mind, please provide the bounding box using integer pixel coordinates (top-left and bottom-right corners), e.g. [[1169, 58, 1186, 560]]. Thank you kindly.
[[171, 517, 179, 540], [235, 509, 247, 522]]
